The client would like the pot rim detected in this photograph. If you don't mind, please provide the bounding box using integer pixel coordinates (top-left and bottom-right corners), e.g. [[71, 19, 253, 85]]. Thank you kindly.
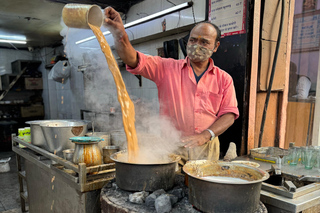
[[27, 119, 90, 126], [40, 120, 90, 127], [110, 150, 181, 165], [183, 160, 269, 185]]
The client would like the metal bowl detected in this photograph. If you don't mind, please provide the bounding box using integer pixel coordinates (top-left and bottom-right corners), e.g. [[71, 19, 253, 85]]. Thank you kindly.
[[62, 149, 74, 161], [40, 120, 89, 155]]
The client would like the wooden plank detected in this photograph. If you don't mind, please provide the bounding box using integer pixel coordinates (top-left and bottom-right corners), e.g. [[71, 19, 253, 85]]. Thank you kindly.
[[247, 0, 261, 153], [259, 0, 290, 91], [255, 92, 278, 148], [312, 41, 320, 146], [259, 40, 287, 91], [279, 0, 295, 148], [285, 101, 314, 148], [261, 0, 289, 42]]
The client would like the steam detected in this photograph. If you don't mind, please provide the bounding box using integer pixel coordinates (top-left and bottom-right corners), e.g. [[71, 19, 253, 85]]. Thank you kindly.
[[60, 18, 182, 162]]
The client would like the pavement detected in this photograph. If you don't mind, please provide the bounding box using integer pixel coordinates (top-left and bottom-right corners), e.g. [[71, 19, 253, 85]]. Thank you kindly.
[[0, 151, 24, 213]]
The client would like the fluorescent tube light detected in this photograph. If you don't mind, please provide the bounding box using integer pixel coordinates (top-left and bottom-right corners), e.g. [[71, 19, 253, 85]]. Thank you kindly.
[[0, 39, 27, 44], [76, 1, 193, 45]]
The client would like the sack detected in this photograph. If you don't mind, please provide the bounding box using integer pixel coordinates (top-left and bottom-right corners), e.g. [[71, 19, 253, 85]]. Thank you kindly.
[[49, 60, 71, 84]]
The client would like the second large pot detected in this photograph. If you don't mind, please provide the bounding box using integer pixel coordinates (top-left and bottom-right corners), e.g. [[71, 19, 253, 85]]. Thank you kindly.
[[111, 150, 180, 192], [183, 160, 269, 213]]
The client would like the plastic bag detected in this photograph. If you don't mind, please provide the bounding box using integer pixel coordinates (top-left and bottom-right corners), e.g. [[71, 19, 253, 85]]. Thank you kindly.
[[49, 60, 71, 84], [0, 157, 11, 173]]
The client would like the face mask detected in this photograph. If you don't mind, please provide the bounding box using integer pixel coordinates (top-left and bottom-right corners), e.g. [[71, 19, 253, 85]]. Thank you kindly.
[[187, 44, 214, 62]]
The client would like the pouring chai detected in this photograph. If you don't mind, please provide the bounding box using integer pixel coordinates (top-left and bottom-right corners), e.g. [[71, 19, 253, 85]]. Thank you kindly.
[[88, 23, 139, 162], [62, 4, 139, 162]]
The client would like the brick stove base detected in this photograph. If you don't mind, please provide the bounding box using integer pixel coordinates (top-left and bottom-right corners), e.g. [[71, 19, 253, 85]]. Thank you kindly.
[[100, 174, 268, 213]]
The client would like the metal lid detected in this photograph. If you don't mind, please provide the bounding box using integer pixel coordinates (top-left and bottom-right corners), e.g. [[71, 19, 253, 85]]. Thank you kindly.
[[69, 136, 103, 142]]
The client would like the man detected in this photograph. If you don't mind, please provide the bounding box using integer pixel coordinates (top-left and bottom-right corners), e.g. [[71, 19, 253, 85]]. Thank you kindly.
[[104, 7, 239, 161]]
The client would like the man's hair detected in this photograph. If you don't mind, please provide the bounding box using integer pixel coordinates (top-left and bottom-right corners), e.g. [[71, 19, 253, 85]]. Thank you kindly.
[[192, 21, 221, 44]]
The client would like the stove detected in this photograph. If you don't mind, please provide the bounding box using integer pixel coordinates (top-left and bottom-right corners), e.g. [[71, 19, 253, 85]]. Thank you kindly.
[[100, 174, 267, 213]]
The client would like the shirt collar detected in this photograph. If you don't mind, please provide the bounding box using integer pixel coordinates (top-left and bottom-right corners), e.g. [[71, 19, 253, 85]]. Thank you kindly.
[[183, 57, 216, 74]]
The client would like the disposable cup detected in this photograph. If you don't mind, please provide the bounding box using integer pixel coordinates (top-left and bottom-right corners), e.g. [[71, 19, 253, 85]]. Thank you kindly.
[[62, 4, 103, 29]]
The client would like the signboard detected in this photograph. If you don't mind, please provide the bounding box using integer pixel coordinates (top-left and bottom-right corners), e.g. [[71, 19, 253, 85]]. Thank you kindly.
[[292, 10, 320, 52], [208, 0, 246, 37]]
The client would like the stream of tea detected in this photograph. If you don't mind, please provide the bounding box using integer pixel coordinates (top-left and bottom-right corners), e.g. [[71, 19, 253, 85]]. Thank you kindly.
[[88, 23, 138, 162]]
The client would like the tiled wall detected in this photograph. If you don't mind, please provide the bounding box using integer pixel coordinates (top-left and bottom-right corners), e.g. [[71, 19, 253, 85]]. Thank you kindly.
[[0, 48, 33, 75], [33, 47, 85, 120], [1, 0, 198, 132]]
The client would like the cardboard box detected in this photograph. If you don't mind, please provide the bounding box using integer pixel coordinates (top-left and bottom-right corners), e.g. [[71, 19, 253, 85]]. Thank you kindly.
[[20, 105, 44, 118], [25, 78, 43, 90]]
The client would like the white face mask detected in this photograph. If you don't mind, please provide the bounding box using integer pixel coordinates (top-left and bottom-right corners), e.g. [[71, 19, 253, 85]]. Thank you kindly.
[[187, 44, 214, 62]]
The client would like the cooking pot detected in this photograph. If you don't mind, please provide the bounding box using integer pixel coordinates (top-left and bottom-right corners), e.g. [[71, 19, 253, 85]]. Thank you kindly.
[[183, 160, 269, 213], [111, 150, 180, 192]]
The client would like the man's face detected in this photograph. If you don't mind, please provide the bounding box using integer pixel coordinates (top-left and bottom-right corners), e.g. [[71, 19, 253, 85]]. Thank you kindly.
[[187, 23, 220, 53], [187, 23, 220, 62]]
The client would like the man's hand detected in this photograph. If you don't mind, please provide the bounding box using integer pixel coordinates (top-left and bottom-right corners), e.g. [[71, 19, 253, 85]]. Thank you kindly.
[[181, 131, 211, 148], [104, 6, 138, 68], [104, 7, 125, 37]]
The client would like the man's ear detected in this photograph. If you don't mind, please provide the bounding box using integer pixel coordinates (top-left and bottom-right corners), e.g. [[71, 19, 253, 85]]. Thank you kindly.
[[213, 41, 220, 52]]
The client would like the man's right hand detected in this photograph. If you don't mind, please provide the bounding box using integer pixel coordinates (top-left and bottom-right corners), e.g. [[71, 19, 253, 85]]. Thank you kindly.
[[104, 7, 125, 37], [104, 6, 138, 68]]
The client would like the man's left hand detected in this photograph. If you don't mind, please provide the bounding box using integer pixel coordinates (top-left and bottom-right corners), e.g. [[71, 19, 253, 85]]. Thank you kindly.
[[181, 131, 211, 148]]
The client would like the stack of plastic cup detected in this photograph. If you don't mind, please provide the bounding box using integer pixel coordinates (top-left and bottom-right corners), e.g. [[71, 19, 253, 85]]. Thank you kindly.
[[24, 127, 31, 143], [18, 128, 25, 148]]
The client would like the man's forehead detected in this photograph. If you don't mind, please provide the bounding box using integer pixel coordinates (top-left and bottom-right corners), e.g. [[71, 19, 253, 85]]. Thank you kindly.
[[190, 23, 217, 37]]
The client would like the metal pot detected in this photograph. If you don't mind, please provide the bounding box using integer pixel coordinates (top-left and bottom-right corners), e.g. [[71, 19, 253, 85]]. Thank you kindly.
[[111, 150, 181, 192], [26, 120, 77, 150], [103, 146, 119, 164], [183, 160, 269, 213], [70, 137, 102, 167], [40, 120, 89, 155], [26, 120, 49, 149]]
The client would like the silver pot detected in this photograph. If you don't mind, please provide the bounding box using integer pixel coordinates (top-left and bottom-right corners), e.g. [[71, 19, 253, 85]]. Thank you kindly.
[[103, 146, 119, 164], [40, 120, 89, 155], [111, 150, 181, 192], [26, 120, 72, 150], [183, 160, 269, 213], [26, 120, 49, 149]]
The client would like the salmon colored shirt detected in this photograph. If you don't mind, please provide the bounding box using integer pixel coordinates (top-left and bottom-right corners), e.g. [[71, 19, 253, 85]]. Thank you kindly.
[[126, 51, 239, 136]]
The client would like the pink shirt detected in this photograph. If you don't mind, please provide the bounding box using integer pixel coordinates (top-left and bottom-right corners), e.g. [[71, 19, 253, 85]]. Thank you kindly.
[[127, 51, 239, 136]]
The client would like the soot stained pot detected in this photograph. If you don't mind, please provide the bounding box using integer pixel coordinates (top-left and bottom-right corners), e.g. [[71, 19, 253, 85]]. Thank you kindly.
[[70, 136, 103, 167], [111, 150, 181, 192], [183, 160, 269, 213]]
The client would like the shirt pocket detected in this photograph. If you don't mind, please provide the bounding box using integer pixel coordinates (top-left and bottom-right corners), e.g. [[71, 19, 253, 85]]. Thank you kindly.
[[203, 92, 223, 115]]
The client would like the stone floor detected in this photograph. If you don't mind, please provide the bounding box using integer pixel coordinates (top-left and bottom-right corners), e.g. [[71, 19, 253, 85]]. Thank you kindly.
[[0, 151, 24, 213]]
